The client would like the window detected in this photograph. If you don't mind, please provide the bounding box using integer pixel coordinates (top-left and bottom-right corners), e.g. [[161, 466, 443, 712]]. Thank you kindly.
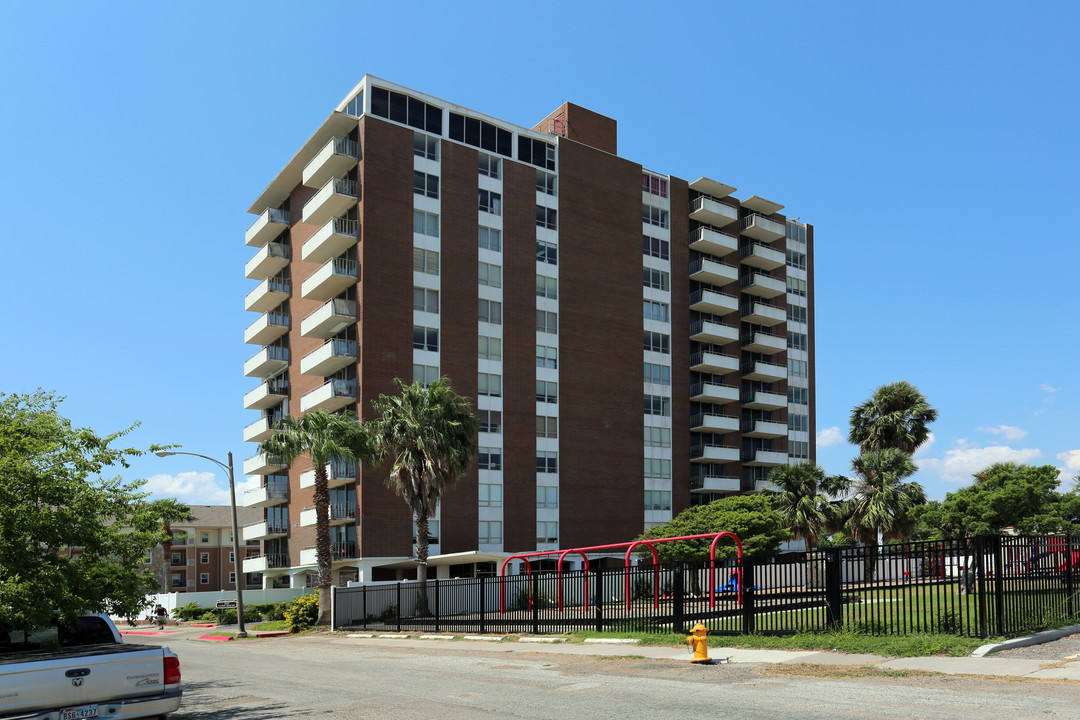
[[644, 394, 671, 417], [787, 277, 808, 297], [478, 226, 501, 252], [413, 210, 439, 237], [536, 170, 557, 195], [371, 87, 442, 133], [200, 532, 209, 543], [537, 451, 558, 474], [199, 572, 209, 585], [644, 458, 672, 479], [413, 248, 439, 275], [789, 414, 809, 432], [478, 447, 502, 471], [478, 153, 501, 178], [642, 173, 668, 198], [413, 326, 438, 351], [414, 171, 439, 199], [478, 262, 502, 288], [479, 410, 502, 434], [643, 267, 670, 291], [643, 235, 670, 260], [228, 552, 235, 563], [786, 249, 807, 270], [644, 426, 671, 448], [787, 304, 808, 323], [786, 221, 807, 244], [479, 189, 502, 215], [644, 331, 670, 354], [478, 299, 502, 325], [536, 275, 558, 299], [645, 490, 672, 512], [536, 240, 558, 265], [536, 380, 558, 404], [537, 486, 558, 509], [478, 372, 502, 397], [344, 91, 363, 118], [414, 364, 439, 387], [536, 206, 557, 230], [788, 359, 809, 378], [536, 345, 557, 369], [642, 204, 669, 228], [644, 362, 671, 385], [171, 573, 182, 588], [518, 136, 556, 170], [199, 552, 209, 564], [414, 132, 439, 161], [413, 287, 439, 313], [790, 441, 810, 460], [478, 521, 503, 544], [788, 386, 809, 405], [643, 300, 669, 323], [449, 113, 513, 155], [536, 310, 558, 334], [479, 483, 503, 507], [536, 416, 558, 438], [536, 521, 559, 544], [787, 331, 808, 351], [478, 335, 502, 361]]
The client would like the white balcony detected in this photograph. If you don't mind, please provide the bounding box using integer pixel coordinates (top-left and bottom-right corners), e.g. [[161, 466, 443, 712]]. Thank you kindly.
[[242, 452, 286, 476], [299, 503, 356, 528], [689, 196, 738, 227], [300, 338, 357, 377], [690, 413, 739, 433], [302, 177, 357, 227], [299, 541, 356, 566], [242, 417, 278, 444], [743, 420, 788, 438], [689, 257, 738, 287], [244, 345, 289, 378], [690, 320, 739, 345], [245, 208, 290, 248], [299, 378, 356, 413], [740, 242, 786, 271], [300, 256, 358, 301], [245, 241, 291, 280], [741, 301, 786, 327], [300, 460, 356, 490], [300, 298, 356, 339], [689, 177, 736, 199], [741, 195, 784, 215], [690, 381, 739, 404], [741, 331, 786, 353], [243, 378, 288, 411], [690, 351, 739, 375], [243, 553, 290, 574], [243, 482, 288, 509], [689, 289, 738, 316], [742, 360, 787, 381], [691, 444, 740, 463], [691, 475, 741, 494], [302, 137, 359, 190], [743, 391, 787, 410], [301, 217, 358, 265], [688, 226, 738, 257], [245, 276, 290, 313], [745, 449, 789, 466], [740, 272, 785, 298], [243, 311, 290, 346], [242, 520, 288, 542], [740, 213, 786, 242]]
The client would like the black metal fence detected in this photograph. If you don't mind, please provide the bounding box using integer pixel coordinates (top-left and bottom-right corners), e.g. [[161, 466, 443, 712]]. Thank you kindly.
[[331, 534, 1080, 639]]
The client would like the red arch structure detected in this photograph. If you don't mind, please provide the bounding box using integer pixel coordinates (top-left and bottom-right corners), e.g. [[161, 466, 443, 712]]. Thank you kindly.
[[498, 532, 743, 613]]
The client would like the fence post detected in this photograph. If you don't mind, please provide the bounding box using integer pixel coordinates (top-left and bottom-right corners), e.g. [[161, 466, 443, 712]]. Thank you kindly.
[[672, 562, 685, 634], [362, 584, 367, 630], [741, 557, 756, 635], [479, 575, 486, 634], [532, 575, 540, 635], [993, 535, 1006, 637], [975, 536, 988, 638], [1067, 535, 1076, 622], [434, 578, 440, 633], [825, 547, 843, 631], [396, 581, 402, 633], [595, 566, 604, 632]]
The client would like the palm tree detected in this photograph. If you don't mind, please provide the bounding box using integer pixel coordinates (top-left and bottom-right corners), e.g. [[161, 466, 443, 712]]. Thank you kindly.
[[843, 448, 926, 579], [848, 381, 937, 453], [767, 463, 849, 552], [370, 377, 478, 615], [259, 410, 372, 626]]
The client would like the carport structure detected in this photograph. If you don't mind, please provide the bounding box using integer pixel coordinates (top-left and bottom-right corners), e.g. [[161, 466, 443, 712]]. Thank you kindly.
[[498, 532, 743, 613]]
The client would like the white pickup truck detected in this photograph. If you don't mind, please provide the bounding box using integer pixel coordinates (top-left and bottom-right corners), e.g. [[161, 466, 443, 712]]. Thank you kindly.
[[0, 614, 182, 720]]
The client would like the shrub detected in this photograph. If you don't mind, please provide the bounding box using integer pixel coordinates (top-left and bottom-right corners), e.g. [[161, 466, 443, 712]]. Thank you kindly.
[[379, 603, 398, 623], [173, 602, 208, 621], [262, 602, 287, 622], [218, 609, 237, 625], [198, 611, 217, 622], [283, 594, 320, 632], [508, 587, 553, 611], [631, 577, 653, 601], [241, 605, 263, 622]]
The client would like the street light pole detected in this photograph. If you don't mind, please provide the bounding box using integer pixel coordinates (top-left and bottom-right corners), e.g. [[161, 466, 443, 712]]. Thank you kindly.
[[155, 450, 247, 638]]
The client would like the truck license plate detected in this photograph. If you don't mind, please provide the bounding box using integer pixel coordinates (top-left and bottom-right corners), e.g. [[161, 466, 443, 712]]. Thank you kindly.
[[60, 705, 99, 720]]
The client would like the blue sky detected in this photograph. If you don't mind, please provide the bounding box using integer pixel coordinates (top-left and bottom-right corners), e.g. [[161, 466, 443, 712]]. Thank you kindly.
[[2, 1, 1077, 506]]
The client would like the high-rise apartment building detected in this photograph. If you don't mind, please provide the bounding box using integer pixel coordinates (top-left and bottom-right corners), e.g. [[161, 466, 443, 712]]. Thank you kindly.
[[241, 76, 814, 587]]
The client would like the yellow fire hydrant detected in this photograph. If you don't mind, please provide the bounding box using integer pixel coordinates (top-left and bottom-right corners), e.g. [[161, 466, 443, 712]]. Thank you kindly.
[[686, 622, 711, 663]]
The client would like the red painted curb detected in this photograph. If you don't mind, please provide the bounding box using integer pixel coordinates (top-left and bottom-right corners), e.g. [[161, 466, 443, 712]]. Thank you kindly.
[[254, 631, 291, 638], [199, 634, 234, 641]]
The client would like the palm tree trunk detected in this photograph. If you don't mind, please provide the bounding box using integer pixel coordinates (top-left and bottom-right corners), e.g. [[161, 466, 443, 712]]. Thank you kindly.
[[314, 466, 332, 625], [863, 530, 879, 583], [415, 514, 430, 616]]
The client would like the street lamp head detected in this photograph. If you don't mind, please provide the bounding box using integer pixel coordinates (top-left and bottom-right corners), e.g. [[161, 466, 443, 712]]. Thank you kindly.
[[154, 451, 175, 458]]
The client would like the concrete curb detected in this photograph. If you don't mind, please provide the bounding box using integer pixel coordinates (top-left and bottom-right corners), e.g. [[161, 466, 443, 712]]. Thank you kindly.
[[971, 623, 1080, 657], [583, 638, 640, 645]]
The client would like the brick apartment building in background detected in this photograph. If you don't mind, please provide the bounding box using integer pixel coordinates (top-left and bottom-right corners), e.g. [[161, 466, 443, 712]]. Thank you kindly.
[[240, 76, 815, 588], [145, 505, 263, 594]]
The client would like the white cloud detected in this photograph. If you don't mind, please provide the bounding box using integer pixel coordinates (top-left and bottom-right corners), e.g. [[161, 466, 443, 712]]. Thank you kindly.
[[816, 426, 844, 448], [913, 431, 936, 458], [917, 439, 1043, 484], [1057, 450, 1080, 475], [1036, 384, 1062, 415], [143, 471, 230, 504], [1041, 384, 1062, 394], [977, 425, 1028, 442]]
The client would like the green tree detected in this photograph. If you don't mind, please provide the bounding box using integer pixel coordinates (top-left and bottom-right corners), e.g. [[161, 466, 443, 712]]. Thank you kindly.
[[0, 391, 191, 631], [637, 495, 787, 562], [370, 378, 478, 614], [848, 381, 937, 453], [259, 410, 373, 626], [767, 463, 849, 552]]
